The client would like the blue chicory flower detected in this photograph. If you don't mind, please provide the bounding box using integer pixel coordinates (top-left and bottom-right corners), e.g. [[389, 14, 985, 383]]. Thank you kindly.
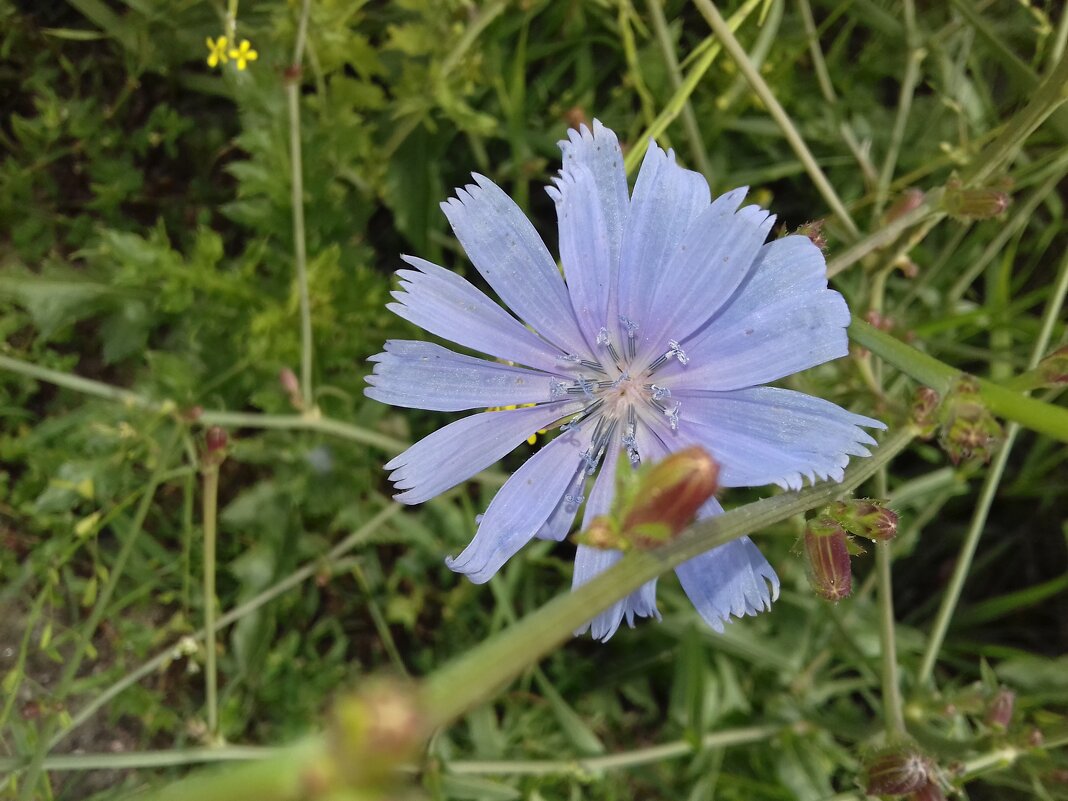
[[366, 120, 883, 640]]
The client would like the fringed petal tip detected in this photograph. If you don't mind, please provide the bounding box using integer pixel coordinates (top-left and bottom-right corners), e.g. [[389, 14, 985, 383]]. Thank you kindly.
[[675, 537, 780, 634]]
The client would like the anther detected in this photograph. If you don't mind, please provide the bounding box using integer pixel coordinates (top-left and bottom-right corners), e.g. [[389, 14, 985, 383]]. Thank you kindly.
[[646, 354, 668, 374], [619, 316, 639, 338], [667, 340, 689, 366], [665, 403, 681, 431], [650, 384, 671, 400]]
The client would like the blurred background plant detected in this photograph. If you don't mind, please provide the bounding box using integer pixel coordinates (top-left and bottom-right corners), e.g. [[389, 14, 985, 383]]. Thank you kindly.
[[1, 0, 1066, 799]]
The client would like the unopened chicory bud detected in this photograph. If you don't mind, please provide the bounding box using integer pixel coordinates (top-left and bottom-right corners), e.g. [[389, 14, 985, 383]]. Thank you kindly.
[[942, 177, 1011, 221], [911, 387, 940, 438], [910, 781, 947, 801], [580, 446, 719, 552], [829, 499, 898, 542], [803, 517, 853, 602], [985, 688, 1015, 731], [939, 376, 1002, 465], [863, 746, 934, 796]]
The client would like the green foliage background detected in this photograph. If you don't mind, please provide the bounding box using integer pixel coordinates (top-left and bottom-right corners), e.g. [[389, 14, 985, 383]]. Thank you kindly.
[[1, 0, 1066, 799]]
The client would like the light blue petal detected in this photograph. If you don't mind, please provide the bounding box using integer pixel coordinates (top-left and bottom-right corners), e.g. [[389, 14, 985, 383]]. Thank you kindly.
[[558, 120, 629, 268], [617, 143, 710, 350], [658, 386, 885, 491], [441, 174, 591, 359], [572, 546, 627, 641], [548, 162, 612, 349], [550, 121, 629, 348], [659, 235, 848, 390], [388, 256, 567, 374], [535, 465, 588, 541], [447, 429, 589, 583], [674, 498, 780, 633], [385, 401, 582, 505], [637, 198, 775, 366], [365, 340, 559, 411]]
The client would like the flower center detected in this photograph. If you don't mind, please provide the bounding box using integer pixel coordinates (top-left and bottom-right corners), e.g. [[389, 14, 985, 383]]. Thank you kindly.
[[552, 319, 688, 473]]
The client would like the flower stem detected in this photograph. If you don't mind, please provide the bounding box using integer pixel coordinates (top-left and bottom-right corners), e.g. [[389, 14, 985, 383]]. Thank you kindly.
[[848, 316, 1068, 444], [202, 458, 221, 739], [876, 542, 906, 737], [0, 353, 407, 453], [287, 0, 314, 409], [916, 248, 1068, 686]]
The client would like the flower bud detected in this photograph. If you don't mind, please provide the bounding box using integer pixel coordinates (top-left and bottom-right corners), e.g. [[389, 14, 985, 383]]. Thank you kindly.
[[794, 219, 828, 252], [863, 746, 933, 796], [280, 367, 304, 410], [985, 688, 1015, 731], [331, 678, 426, 788], [938, 377, 1002, 465], [619, 446, 719, 549], [205, 426, 228, 454], [1037, 346, 1068, 387], [829, 499, 898, 542], [942, 177, 1011, 221], [911, 387, 940, 438], [883, 188, 925, 224], [803, 517, 852, 602], [910, 781, 947, 801]]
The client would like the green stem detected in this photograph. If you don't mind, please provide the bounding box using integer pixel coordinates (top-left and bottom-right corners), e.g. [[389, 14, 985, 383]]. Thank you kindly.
[[0, 724, 779, 776], [288, 0, 314, 409], [202, 460, 220, 738], [916, 249, 1068, 686], [0, 353, 406, 453], [421, 428, 913, 725], [960, 50, 1068, 186], [876, 543, 906, 737], [445, 723, 782, 775], [848, 316, 1068, 443], [692, 0, 860, 238]]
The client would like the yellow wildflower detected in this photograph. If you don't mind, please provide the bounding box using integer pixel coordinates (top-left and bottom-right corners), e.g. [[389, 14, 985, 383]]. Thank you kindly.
[[206, 36, 229, 68], [229, 39, 259, 70], [487, 403, 547, 445]]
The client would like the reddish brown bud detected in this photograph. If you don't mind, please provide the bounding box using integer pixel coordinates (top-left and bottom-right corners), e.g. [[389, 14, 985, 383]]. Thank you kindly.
[[985, 688, 1015, 731], [279, 367, 304, 410], [883, 188, 925, 224], [621, 446, 719, 549], [829, 499, 898, 542], [863, 746, 934, 796], [911, 387, 940, 438], [795, 219, 827, 252], [803, 518, 852, 601], [942, 178, 1011, 221], [1038, 346, 1068, 386], [909, 781, 947, 801], [205, 426, 228, 454]]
